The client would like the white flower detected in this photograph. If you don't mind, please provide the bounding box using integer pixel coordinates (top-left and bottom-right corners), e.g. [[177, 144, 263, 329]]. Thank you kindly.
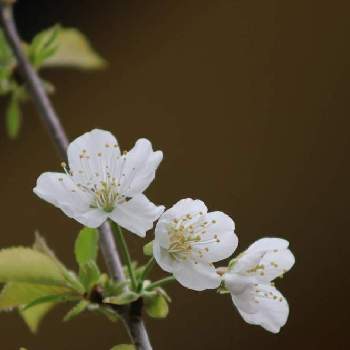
[[153, 198, 238, 291], [224, 238, 295, 333], [34, 129, 164, 236]]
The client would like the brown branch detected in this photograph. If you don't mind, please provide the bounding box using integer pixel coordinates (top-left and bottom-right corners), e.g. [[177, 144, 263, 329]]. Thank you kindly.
[[0, 2, 151, 349]]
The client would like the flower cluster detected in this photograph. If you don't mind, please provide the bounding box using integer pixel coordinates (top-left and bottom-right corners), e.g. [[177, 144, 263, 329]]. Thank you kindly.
[[34, 129, 295, 333]]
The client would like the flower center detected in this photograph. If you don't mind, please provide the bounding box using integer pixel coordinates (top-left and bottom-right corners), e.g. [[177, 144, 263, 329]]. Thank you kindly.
[[166, 212, 219, 261], [168, 226, 201, 259], [89, 180, 120, 212], [61, 158, 125, 213]]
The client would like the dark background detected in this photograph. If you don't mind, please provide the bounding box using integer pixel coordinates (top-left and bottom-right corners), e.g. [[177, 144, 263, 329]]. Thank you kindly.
[[0, 0, 349, 349]]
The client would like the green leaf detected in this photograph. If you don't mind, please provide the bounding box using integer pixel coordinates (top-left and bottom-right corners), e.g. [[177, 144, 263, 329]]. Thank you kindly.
[[21, 294, 73, 312], [33, 232, 62, 265], [143, 241, 153, 257], [0, 282, 70, 309], [79, 260, 100, 292], [104, 291, 139, 305], [0, 71, 12, 95], [155, 286, 172, 303], [0, 247, 68, 286], [96, 306, 120, 323], [144, 294, 169, 319], [0, 282, 71, 333], [110, 345, 135, 350], [0, 28, 15, 67], [29, 25, 60, 68], [0, 29, 16, 96], [103, 280, 128, 298], [63, 300, 89, 322], [43, 28, 107, 70], [33, 233, 85, 294], [22, 302, 55, 333], [5, 93, 21, 139], [75, 227, 99, 266]]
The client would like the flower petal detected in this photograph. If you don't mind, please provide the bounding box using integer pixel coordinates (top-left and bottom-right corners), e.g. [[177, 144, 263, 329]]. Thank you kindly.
[[229, 250, 264, 276], [33, 172, 107, 228], [224, 270, 256, 295], [118, 139, 163, 197], [247, 237, 289, 253], [153, 241, 176, 273], [109, 194, 164, 237], [231, 284, 289, 333], [173, 260, 221, 291], [257, 248, 295, 283], [194, 211, 237, 263], [160, 198, 208, 222], [67, 129, 120, 182], [231, 237, 295, 283]]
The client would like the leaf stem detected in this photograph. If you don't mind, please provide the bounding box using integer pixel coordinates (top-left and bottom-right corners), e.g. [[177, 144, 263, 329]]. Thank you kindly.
[[146, 276, 176, 290], [111, 222, 138, 291]]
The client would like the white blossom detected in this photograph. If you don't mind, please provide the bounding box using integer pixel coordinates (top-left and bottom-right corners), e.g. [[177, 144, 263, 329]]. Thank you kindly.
[[224, 238, 295, 333], [34, 129, 164, 236], [153, 198, 238, 291]]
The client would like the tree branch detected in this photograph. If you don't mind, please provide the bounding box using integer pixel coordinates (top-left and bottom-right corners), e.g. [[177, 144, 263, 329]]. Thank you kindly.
[[0, 3, 152, 349]]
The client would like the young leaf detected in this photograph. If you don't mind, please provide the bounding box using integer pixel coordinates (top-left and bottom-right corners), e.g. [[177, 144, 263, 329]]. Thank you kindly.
[[143, 241, 154, 257], [5, 94, 21, 139], [33, 231, 63, 266], [104, 291, 139, 305], [0, 70, 12, 95], [42, 28, 107, 70], [29, 25, 60, 68], [144, 294, 169, 319], [0, 28, 15, 67], [110, 345, 135, 350], [63, 300, 89, 322], [0, 282, 71, 333], [0, 282, 70, 309], [157, 287, 172, 303], [96, 306, 120, 323], [79, 260, 100, 292], [22, 302, 56, 333], [0, 247, 68, 286], [32, 233, 84, 294], [104, 280, 129, 298], [21, 294, 74, 312], [75, 227, 99, 266]]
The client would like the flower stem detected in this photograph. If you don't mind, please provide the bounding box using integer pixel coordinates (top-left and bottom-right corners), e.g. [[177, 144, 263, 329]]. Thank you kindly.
[[111, 222, 138, 291], [138, 257, 155, 290], [146, 276, 176, 290]]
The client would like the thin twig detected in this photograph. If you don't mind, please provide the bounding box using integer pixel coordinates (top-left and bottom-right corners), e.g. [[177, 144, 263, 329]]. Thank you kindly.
[[0, 3, 152, 349]]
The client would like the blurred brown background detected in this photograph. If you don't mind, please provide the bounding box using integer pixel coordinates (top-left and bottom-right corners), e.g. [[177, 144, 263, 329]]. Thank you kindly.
[[0, 0, 349, 349]]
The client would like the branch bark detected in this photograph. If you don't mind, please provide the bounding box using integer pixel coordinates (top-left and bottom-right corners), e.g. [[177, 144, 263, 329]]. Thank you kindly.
[[0, 3, 152, 349]]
